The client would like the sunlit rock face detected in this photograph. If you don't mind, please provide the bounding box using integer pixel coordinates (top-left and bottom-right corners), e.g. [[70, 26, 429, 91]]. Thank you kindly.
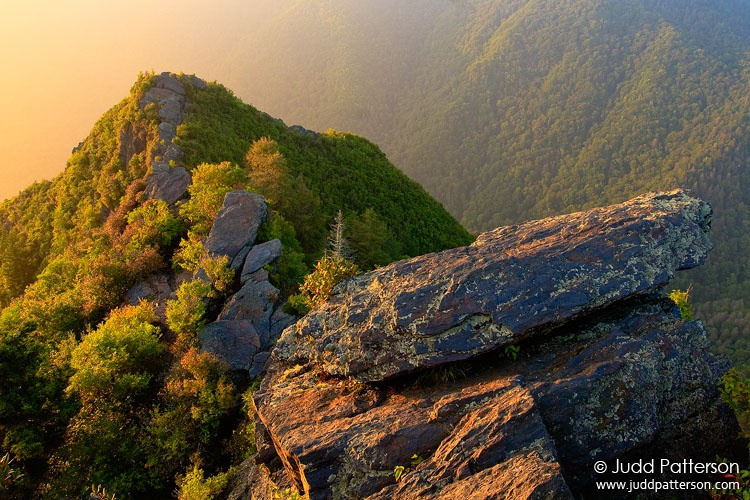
[[275, 190, 713, 382], [228, 190, 743, 499]]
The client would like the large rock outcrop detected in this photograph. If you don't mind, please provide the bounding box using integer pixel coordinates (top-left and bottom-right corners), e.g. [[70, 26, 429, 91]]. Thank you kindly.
[[205, 191, 268, 260], [275, 190, 713, 382], [198, 191, 293, 378], [240, 190, 745, 500], [141, 72, 205, 204]]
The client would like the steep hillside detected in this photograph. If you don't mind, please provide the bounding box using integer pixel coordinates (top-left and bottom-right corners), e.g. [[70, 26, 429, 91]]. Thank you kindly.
[[0, 72, 472, 311], [0, 72, 471, 498], [225, 0, 750, 369]]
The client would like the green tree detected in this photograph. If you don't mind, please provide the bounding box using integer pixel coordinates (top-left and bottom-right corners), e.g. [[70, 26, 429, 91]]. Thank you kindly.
[[146, 349, 237, 486], [52, 303, 165, 498], [347, 208, 401, 269], [293, 257, 359, 314], [179, 162, 246, 235], [166, 280, 212, 353], [257, 212, 308, 297], [245, 137, 288, 205]]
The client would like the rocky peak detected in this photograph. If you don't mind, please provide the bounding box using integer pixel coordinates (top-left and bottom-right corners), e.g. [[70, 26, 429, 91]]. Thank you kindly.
[[234, 190, 744, 499], [140, 72, 206, 204]]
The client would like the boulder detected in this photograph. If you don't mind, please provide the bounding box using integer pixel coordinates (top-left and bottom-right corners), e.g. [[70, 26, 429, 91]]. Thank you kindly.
[[124, 272, 177, 323], [247, 190, 744, 500], [241, 239, 282, 282], [230, 245, 253, 272], [198, 320, 260, 372], [158, 121, 177, 142], [275, 190, 713, 382], [198, 247, 294, 377], [219, 280, 280, 336], [156, 72, 187, 96], [205, 191, 267, 260], [144, 164, 191, 204]]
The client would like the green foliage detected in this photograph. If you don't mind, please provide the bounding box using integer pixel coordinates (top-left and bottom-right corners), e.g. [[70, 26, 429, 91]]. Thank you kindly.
[[173, 233, 235, 296], [173, 231, 206, 274], [393, 454, 424, 483], [53, 304, 165, 498], [123, 199, 184, 256], [67, 303, 163, 409], [719, 368, 750, 441], [326, 210, 351, 261], [415, 364, 469, 387], [176, 466, 234, 500], [245, 137, 289, 206], [175, 80, 473, 260], [232, 0, 750, 372], [0, 70, 474, 495], [166, 280, 213, 350], [293, 257, 359, 313], [669, 288, 694, 321], [147, 349, 238, 485], [709, 457, 750, 499], [0, 305, 76, 483], [257, 212, 308, 297], [347, 208, 402, 270], [227, 390, 258, 462], [89, 484, 117, 500], [1, 452, 23, 493], [179, 162, 247, 236], [393, 464, 407, 483], [504, 344, 520, 361], [273, 486, 304, 500]]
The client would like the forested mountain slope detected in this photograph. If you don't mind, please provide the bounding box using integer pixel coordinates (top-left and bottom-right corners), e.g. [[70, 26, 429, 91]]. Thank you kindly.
[[224, 0, 750, 369], [0, 72, 471, 498]]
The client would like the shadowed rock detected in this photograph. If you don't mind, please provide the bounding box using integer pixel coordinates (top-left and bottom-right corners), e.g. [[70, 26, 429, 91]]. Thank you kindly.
[[198, 320, 260, 372], [275, 190, 713, 382], [144, 164, 191, 204], [241, 239, 282, 282], [205, 191, 267, 260], [199, 232, 294, 378]]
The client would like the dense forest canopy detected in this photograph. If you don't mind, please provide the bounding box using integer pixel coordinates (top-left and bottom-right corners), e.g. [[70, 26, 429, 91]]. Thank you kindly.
[[223, 0, 750, 370]]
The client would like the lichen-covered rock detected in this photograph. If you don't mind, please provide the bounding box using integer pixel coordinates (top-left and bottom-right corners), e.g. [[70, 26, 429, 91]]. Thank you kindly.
[[219, 278, 280, 345], [275, 190, 713, 383], [199, 236, 294, 377], [254, 367, 574, 500], [247, 191, 744, 500], [254, 298, 742, 499], [205, 191, 267, 260]]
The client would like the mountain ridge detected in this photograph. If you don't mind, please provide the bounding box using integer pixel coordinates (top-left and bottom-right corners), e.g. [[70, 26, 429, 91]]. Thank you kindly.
[[0, 72, 473, 498]]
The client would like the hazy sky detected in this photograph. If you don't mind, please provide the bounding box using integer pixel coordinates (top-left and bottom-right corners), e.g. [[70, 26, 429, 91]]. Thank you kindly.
[[0, 0, 284, 201]]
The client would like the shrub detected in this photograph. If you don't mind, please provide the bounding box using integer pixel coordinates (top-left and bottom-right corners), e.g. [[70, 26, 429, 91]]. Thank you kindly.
[[669, 288, 693, 321], [290, 257, 359, 314], [166, 280, 213, 351]]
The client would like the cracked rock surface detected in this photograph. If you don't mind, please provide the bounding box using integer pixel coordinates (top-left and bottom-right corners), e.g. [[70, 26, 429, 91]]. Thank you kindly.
[[238, 190, 744, 500], [275, 190, 713, 382]]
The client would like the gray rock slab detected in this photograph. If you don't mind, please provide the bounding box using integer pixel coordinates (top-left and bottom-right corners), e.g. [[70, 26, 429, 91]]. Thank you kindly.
[[275, 190, 713, 382], [241, 239, 282, 282], [205, 191, 267, 260], [198, 320, 260, 372]]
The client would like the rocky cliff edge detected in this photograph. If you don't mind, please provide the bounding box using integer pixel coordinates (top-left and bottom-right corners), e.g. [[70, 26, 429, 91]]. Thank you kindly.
[[233, 190, 745, 499]]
